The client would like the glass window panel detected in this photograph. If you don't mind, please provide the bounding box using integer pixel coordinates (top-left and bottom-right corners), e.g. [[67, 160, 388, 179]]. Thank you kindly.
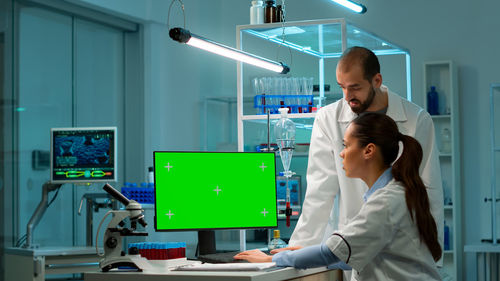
[[15, 6, 127, 249], [74, 18, 124, 127], [73, 18, 125, 246], [18, 6, 73, 246]]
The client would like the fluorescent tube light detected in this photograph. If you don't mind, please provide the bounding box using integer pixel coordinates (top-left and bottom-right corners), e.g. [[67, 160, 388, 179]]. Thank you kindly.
[[330, 0, 367, 14], [169, 27, 290, 74]]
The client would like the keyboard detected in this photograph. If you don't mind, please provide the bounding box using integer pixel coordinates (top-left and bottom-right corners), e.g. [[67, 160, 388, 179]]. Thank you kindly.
[[198, 250, 271, 264]]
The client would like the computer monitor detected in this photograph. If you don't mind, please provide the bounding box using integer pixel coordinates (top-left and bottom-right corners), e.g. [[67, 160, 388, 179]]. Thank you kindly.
[[50, 127, 117, 184], [153, 151, 277, 254]]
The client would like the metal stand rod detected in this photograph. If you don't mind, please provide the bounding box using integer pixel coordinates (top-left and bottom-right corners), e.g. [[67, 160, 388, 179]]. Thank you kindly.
[[78, 193, 116, 246], [267, 109, 271, 151], [24, 181, 62, 248]]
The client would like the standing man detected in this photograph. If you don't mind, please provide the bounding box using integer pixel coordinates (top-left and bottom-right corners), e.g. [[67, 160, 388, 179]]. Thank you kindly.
[[288, 46, 443, 271]]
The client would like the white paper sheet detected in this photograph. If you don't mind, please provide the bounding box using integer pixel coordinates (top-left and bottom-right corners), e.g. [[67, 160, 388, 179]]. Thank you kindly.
[[172, 262, 277, 271]]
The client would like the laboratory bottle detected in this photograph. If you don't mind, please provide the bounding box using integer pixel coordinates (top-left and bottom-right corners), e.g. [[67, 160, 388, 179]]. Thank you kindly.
[[250, 1, 264, 24], [264, 0, 277, 23], [276, 5, 283, 22], [444, 221, 450, 250], [148, 166, 154, 184], [441, 128, 452, 154], [268, 229, 287, 250], [274, 108, 296, 175], [427, 86, 439, 115]]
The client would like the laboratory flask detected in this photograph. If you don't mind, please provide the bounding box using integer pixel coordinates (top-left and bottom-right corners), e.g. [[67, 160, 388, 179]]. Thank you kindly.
[[274, 108, 295, 176], [268, 229, 287, 250]]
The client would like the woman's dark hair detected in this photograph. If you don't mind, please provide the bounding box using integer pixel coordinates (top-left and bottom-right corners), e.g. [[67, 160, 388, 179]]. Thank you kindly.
[[351, 112, 442, 262]]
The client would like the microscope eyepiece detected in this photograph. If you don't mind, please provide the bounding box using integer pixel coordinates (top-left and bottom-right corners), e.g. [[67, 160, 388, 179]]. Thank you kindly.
[[103, 183, 130, 206]]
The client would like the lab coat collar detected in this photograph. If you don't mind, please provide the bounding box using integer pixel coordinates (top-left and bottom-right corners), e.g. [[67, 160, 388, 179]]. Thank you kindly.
[[338, 85, 407, 123], [363, 167, 393, 202]]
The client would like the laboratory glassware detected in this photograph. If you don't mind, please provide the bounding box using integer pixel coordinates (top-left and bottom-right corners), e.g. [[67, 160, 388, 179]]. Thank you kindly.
[[274, 108, 295, 177], [274, 108, 295, 227], [250, 1, 264, 24], [427, 86, 439, 115], [441, 128, 451, 154], [268, 229, 287, 250]]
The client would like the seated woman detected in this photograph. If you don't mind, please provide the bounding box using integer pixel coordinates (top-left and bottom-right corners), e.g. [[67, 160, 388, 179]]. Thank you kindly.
[[234, 112, 442, 281]]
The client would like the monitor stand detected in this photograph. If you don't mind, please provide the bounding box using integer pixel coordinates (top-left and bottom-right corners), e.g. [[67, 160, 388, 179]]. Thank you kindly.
[[197, 230, 216, 255], [24, 181, 63, 248]]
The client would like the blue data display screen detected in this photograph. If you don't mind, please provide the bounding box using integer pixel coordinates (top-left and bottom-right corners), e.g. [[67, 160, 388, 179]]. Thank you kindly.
[[51, 128, 116, 183]]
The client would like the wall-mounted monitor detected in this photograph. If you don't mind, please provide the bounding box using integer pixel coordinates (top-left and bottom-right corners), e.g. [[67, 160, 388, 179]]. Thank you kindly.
[[50, 127, 117, 184]]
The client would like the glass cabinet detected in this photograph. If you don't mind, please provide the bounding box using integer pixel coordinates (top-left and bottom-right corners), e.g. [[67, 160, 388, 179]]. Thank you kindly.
[[235, 18, 411, 245], [236, 18, 411, 153]]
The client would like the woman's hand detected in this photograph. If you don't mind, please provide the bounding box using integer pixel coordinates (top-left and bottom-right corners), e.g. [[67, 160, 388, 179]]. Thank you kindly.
[[233, 249, 273, 263], [270, 245, 303, 254]]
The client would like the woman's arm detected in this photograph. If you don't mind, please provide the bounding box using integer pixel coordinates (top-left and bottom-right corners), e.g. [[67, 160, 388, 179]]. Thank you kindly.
[[235, 244, 350, 270], [272, 244, 348, 269]]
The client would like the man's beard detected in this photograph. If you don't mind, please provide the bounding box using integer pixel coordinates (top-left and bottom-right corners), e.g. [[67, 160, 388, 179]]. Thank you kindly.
[[349, 86, 376, 114]]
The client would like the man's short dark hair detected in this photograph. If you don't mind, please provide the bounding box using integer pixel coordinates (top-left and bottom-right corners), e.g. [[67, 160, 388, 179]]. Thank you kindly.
[[339, 46, 380, 81]]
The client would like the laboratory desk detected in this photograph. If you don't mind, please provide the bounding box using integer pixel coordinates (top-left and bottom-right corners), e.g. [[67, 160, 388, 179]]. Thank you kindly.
[[4, 246, 100, 281], [464, 243, 500, 281], [84, 266, 342, 281]]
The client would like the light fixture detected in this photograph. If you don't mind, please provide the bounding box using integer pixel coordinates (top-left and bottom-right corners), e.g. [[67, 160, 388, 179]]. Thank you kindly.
[[169, 27, 290, 74], [330, 0, 367, 14]]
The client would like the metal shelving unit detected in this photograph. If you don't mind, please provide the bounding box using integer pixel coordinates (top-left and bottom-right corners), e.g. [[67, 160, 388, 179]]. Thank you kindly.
[[234, 18, 411, 251], [236, 18, 411, 152], [423, 61, 461, 280]]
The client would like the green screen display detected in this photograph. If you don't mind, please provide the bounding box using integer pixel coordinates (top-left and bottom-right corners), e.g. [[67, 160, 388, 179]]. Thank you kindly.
[[154, 151, 278, 231]]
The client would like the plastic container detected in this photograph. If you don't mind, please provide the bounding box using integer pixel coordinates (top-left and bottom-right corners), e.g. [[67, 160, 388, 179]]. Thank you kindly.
[[254, 94, 313, 114], [427, 86, 439, 115], [250, 1, 264, 24], [129, 242, 186, 260], [121, 183, 155, 204], [268, 229, 287, 250]]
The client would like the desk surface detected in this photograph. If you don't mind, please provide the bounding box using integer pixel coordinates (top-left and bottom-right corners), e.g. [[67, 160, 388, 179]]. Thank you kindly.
[[5, 246, 99, 257], [85, 266, 339, 281], [464, 243, 500, 253]]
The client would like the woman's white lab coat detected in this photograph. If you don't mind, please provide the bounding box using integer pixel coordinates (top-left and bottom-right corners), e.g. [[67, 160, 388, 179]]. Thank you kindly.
[[326, 179, 441, 280]]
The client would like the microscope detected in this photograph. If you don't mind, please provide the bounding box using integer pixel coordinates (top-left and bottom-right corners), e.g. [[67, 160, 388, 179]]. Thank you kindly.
[[99, 183, 148, 272]]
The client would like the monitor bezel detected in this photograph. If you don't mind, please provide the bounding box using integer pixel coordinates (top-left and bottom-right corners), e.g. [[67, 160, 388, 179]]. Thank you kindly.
[[153, 151, 278, 232], [50, 126, 118, 184]]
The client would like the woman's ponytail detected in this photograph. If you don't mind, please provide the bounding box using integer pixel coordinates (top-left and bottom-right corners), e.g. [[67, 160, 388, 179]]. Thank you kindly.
[[392, 134, 442, 261]]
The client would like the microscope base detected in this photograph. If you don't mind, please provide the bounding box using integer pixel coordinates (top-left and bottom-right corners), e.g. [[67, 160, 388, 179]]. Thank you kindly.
[[100, 255, 145, 272]]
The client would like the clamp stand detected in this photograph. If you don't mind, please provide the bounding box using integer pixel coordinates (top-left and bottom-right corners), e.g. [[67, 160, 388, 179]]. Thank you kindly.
[[78, 193, 117, 246]]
